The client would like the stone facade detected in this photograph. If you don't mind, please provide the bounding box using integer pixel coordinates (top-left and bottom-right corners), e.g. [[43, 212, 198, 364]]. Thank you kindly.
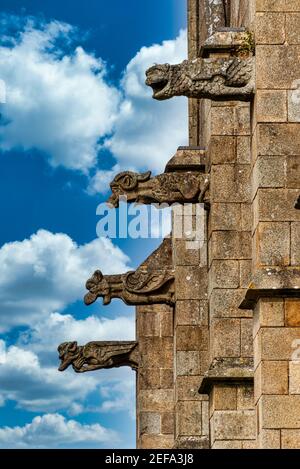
[[58, 0, 300, 449]]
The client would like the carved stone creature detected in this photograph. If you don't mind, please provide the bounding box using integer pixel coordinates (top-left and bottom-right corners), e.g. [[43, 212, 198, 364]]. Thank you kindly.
[[58, 341, 139, 373], [84, 269, 175, 306], [145, 57, 255, 101], [107, 170, 208, 208], [295, 195, 300, 209]]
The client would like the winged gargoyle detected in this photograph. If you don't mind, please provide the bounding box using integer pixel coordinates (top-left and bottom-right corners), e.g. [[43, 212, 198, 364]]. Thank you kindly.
[[58, 341, 139, 373], [145, 56, 255, 101], [84, 269, 175, 306], [107, 170, 208, 208]]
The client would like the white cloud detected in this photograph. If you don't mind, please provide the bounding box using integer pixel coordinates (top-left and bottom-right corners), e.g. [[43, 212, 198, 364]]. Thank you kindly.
[[0, 229, 131, 332], [0, 17, 120, 172], [105, 29, 188, 174], [0, 413, 118, 448]]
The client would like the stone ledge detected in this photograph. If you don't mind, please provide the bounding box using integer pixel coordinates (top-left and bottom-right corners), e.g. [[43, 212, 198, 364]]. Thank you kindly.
[[239, 267, 300, 309], [173, 436, 209, 449], [165, 147, 207, 173], [200, 28, 247, 58], [198, 358, 254, 394]]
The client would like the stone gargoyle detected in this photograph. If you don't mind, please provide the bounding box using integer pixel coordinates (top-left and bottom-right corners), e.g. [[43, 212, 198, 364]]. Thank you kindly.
[[84, 269, 175, 307], [145, 56, 255, 101], [107, 170, 208, 208], [58, 341, 139, 373], [295, 195, 300, 209]]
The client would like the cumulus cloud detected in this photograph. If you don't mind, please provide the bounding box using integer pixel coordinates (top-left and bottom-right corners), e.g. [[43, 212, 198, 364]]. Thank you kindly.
[[0, 229, 131, 332], [0, 16, 120, 172], [0, 413, 118, 448], [105, 29, 188, 174]]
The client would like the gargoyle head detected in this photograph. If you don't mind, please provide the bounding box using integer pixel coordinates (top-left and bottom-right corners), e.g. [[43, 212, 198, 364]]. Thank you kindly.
[[146, 64, 183, 101], [107, 171, 151, 207], [84, 270, 111, 306], [58, 341, 80, 371]]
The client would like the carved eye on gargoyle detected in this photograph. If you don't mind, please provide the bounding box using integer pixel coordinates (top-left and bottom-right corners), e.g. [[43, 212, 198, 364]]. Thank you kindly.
[[111, 171, 151, 191]]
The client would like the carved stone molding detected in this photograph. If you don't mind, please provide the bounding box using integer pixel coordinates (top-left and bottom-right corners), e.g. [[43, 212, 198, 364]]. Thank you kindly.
[[198, 358, 254, 394], [145, 30, 255, 101], [84, 268, 175, 306], [58, 341, 139, 373], [107, 170, 209, 208]]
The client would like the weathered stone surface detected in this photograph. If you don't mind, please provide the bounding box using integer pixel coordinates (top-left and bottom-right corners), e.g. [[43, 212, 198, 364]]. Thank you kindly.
[[259, 395, 300, 428], [255, 222, 290, 266], [140, 338, 173, 369], [240, 260, 252, 288], [289, 362, 300, 394], [139, 368, 160, 390], [212, 440, 243, 449], [287, 157, 300, 188], [255, 361, 288, 401], [211, 104, 251, 136], [291, 223, 300, 265], [211, 164, 251, 203], [210, 318, 241, 357], [288, 85, 300, 122], [209, 136, 236, 164], [281, 430, 300, 449], [139, 434, 174, 449], [237, 384, 254, 410], [176, 300, 208, 326], [286, 13, 300, 44], [160, 369, 173, 389], [258, 429, 281, 449], [237, 136, 251, 164], [176, 376, 208, 402], [58, 341, 139, 373], [176, 326, 202, 351], [258, 327, 300, 360], [254, 189, 300, 222], [139, 389, 174, 412], [211, 385, 237, 412], [211, 289, 253, 318], [253, 156, 286, 196], [176, 266, 208, 300], [212, 410, 256, 440], [258, 124, 300, 156], [211, 231, 251, 260], [139, 312, 160, 337], [140, 412, 161, 435], [241, 318, 253, 357], [253, 299, 284, 337], [210, 260, 240, 289], [146, 56, 255, 101], [176, 401, 202, 436], [257, 46, 300, 89], [285, 299, 300, 326], [256, 13, 285, 44], [210, 203, 241, 231], [256, 0, 300, 11], [174, 436, 209, 449], [176, 351, 201, 376], [161, 412, 175, 434]]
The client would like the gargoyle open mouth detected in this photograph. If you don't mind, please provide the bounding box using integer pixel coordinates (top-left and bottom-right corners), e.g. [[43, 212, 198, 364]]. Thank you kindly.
[[146, 78, 169, 100]]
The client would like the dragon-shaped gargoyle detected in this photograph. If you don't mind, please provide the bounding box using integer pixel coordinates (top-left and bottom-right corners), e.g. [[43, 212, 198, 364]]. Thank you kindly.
[[84, 269, 175, 306], [145, 56, 255, 101], [107, 170, 209, 208], [58, 341, 139, 373], [295, 195, 300, 209]]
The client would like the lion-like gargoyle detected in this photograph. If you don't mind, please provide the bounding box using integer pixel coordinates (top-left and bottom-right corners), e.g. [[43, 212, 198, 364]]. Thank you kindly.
[[107, 170, 208, 208], [295, 195, 300, 209], [84, 269, 175, 306], [58, 341, 139, 373], [145, 56, 255, 101]]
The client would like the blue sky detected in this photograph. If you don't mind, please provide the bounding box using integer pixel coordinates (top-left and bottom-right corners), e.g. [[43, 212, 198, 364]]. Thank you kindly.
[[0, 1, 187, 448]]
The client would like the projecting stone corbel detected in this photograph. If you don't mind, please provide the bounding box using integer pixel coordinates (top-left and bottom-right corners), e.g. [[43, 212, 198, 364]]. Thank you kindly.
[[107, 146, 210, 209], [145, 29, 255, 102], [84, 238, 175, 307], [58, 341, 139, 373]]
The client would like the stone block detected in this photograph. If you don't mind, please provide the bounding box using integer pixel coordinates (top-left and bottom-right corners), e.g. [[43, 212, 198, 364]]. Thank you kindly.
[[282, 430, 300, 449], [256, 0, 286, 12], [139, 389, 174, 412], [176, 300, 208, 326], [139, 434, 174, 449], [285, 299, 300, 326], [258, 124, 300, 156], [210, 318, 241, 358], [211, 106, 235, 135], [175, 376, 208, 402], [287, 156, 300, 188], [176, 326, 201, 351], [211, 165, 251, 203], [242, 440, 257, 449], [253, 299, 284, 337], [209, 136, 236, 164], [255, 222, 290, 266], [139, 312, 160, 337], [210, 203, 241, 232], [160, 369, 174, 389], [288, 85, 300, 122], [140, 412, 161, 435], [212, 410, 256, 440], [160, 310, 173, 337], [256, 13, 285, 44], [241, 318, 253, 357], [256, 46, 300, 89], [237, 385, 254, 410], [253, 156, 286, 193], [240, 260, 252, 288], [201, 401, 209, 436], [235, 106, 251, 135], [173, 239, 200, 266], [289, 361, 300, 394], [255, 361, 288, 401], [139, 368, 160, 390], [237, 137, 251, 164], [212, 440, 243, 449], [211, 385, 237, 413], [286, 14, 300, 44], [241, 204, 252, 231], [259, 395, 300, 428], [259, 327, 300, 360], [211, 289, 252, 318], [176, 266, 208, 300], [258, 429, 281, 449], [176, 351, 201, 376], [211, 231, 252, 260], [210, 260, 240, 290], [291, 223, 300, 265], [140, 337, 173, 369], [176, 401, 202, 436], [254, 189, 300, 222], [161, 412, 175, 434]]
